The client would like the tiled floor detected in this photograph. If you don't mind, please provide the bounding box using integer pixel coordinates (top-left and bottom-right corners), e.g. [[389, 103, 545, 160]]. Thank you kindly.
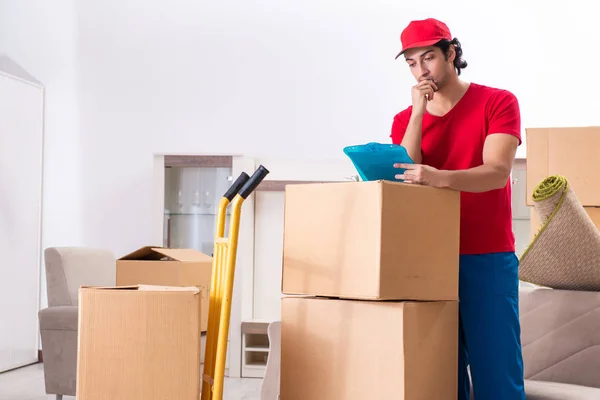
[[0, 363, 262, 400]]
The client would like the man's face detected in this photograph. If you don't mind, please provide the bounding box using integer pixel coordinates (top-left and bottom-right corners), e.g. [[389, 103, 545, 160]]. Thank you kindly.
[[403, 46, 454, 89]]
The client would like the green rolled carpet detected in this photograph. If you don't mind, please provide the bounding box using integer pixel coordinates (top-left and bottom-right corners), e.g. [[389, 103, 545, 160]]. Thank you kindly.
[[519, 175, 600, 291]]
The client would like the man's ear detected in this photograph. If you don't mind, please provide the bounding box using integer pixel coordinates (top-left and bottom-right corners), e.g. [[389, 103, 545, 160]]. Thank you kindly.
[[447, 45, 456, 64]]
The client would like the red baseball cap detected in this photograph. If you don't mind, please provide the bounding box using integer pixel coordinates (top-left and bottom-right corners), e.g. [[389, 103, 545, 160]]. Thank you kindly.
[[395, 18, 452, 59]]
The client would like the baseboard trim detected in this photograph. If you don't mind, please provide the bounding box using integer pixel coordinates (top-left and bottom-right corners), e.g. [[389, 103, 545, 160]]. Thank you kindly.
[[38, 349, 43, 363]]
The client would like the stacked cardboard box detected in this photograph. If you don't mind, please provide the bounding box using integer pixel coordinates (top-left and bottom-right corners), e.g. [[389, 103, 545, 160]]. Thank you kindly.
[[526, 127, 600, 236], [280, 180, 461, 399], [76, 285, 203, 399]]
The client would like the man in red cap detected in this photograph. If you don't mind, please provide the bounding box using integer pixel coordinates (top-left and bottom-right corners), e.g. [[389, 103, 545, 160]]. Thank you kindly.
[[390, 18, 526, 399]]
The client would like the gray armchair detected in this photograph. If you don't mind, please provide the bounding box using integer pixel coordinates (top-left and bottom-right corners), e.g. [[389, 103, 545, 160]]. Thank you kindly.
[[38, 247, 116, 399]]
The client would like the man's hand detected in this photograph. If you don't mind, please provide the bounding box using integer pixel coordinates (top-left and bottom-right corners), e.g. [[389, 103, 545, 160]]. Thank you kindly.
[[393, 163, 444, 187], [411, 79, 438, 116], [399, 80, 437, 164]]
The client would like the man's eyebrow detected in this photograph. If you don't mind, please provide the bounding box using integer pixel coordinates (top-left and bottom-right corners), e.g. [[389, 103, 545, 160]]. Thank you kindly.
[[405, 49, 434, 61]]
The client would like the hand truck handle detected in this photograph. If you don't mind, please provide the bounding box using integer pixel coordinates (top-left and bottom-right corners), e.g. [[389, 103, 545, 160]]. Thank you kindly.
[[239, 165, 270, 199], [223, 172, 250, 201]]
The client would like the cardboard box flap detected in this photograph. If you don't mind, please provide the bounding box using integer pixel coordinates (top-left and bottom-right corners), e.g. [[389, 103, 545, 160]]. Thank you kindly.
[[152, 248, 213, 262], [80, 284, 200, 294], [119, 246, 212, 262], [119, 246, 165, 261]]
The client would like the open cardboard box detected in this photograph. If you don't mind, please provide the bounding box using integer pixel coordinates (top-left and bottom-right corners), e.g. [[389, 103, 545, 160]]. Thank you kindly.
[[116, 246, 213, 331]]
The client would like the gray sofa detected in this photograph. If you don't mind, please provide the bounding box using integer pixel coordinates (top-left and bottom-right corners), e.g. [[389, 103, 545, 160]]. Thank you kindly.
[[38, 247, 116, 399], [519, 285, 600, 398], [261, 286, 600, 399]]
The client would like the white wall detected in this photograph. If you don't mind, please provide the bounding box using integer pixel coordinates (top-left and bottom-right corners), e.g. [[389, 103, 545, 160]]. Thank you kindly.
[[74, 0, 541, 260], [1, 0, 598, 311], [0, 0, 81, 309]]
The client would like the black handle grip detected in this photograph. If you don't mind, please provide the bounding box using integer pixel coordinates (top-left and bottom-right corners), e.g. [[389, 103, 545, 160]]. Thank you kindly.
[[239, 165, 270, 199], [224, 172, 250, 201]]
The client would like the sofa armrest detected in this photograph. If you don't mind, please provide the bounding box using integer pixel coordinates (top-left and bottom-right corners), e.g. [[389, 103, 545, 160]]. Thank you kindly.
[[526, 380, 600, 399], [38, 306, 78, 396], [39, 306, 78, 331]]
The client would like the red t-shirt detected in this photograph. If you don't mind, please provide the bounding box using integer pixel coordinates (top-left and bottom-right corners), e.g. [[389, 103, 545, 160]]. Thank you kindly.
[[390, 82, 522, 255]]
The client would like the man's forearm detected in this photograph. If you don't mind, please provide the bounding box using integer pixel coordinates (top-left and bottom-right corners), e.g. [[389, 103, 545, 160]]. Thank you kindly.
[[439, 164, 511, 193], [401, 114, 423, 164]]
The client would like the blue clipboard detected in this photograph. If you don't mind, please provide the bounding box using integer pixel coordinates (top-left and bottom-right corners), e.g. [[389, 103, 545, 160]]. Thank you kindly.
[[343, 142, 414, 182]]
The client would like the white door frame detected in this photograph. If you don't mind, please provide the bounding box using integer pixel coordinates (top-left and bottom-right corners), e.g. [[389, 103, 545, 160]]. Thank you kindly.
[[152, 153, 252, 378], [0, 69, 45, 372]]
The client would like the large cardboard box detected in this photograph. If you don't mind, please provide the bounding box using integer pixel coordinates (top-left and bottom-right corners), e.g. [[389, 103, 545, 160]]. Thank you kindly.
[[282, 181, 460, 301], [76, 285, 202, 400], [116, 246, 212, 331], [281, 296, 458, 400], [530, 206, 600, 240], [526, 127, 600, 206]]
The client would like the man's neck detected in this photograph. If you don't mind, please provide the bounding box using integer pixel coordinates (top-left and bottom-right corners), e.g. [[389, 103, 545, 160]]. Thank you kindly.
[[430, 77, 470, 113]]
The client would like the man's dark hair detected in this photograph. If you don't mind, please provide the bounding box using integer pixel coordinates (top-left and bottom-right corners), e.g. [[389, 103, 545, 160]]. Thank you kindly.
[[434, 38, 468, 76]]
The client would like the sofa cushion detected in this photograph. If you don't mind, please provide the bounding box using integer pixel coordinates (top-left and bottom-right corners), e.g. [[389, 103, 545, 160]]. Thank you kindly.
[[525, 380, 600, 399], [38, 306, 78, 331], [519, 287, 600, 388]]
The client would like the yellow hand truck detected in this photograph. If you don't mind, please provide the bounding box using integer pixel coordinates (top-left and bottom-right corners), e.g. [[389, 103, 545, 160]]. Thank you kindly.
[[202, 165, 270, 400]]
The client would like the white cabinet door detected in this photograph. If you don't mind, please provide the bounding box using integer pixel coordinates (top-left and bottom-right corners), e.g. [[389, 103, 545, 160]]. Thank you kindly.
[[253, 190, 285, 321], [511, 167, 529, 220], [513, 219, 531, 258], [0, 73, 44, 372]]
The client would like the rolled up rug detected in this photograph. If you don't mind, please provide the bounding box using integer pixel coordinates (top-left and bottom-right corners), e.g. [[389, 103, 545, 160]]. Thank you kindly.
[[519, 175, 600, 291]]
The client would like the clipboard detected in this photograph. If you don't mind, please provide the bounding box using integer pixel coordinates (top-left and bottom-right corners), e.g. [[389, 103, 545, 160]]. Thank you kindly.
[[343, 142, 415, 182]]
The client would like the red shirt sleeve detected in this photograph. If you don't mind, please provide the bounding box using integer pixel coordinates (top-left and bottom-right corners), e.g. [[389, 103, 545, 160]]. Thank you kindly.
[[390, 109, 410, 145], [486, 89, 522, 145]]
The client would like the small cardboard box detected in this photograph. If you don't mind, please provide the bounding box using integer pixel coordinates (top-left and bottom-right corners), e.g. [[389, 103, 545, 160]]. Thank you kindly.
[[530, 206, 600, 240], [526, 127, 600, 206], [116, 246, 212, 331], [76, 285, 202, 400], [282, 181, 460, 301], [281, 296, 458, 400]]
